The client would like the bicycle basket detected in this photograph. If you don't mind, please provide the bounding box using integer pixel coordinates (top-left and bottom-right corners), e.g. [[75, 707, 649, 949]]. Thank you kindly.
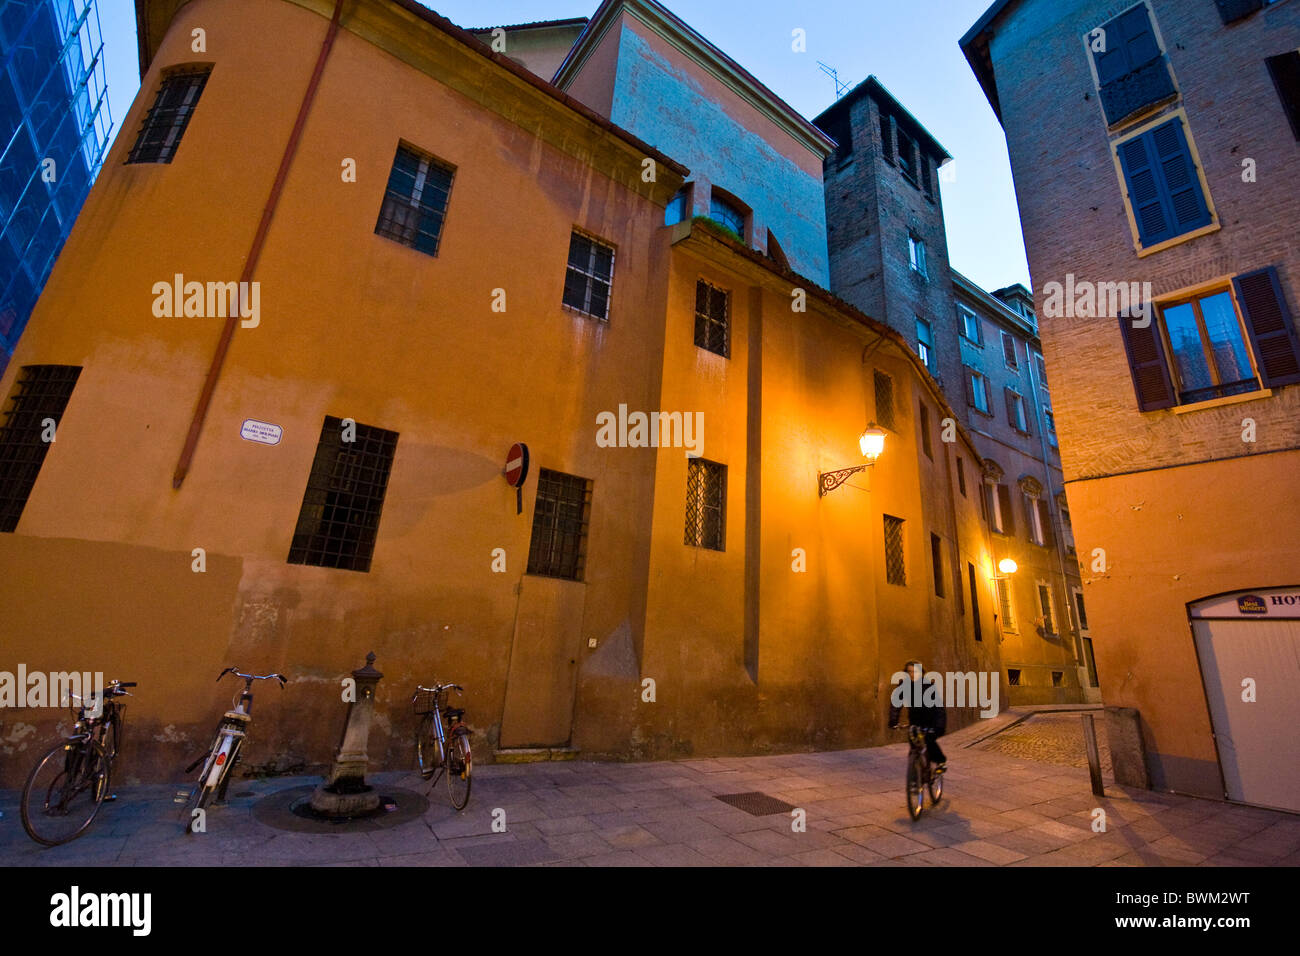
[[412, 688, 439, 715]]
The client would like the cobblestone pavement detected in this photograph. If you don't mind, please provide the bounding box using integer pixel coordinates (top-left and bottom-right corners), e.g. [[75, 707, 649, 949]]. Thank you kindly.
[[975, 712, 1113, 776], [2, 727, 1296, 867]]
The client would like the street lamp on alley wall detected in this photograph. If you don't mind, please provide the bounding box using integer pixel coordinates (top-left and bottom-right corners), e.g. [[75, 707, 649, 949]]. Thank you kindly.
[[818, 425, 886, 496], [998, 558, 1019, 575]]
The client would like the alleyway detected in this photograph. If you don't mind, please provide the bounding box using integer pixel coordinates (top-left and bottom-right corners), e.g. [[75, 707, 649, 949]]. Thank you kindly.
[[4, 714, 1295, 867]]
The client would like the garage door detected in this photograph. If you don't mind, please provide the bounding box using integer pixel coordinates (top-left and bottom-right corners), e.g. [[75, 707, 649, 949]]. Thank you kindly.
[[1191, 589, 1300, 813]]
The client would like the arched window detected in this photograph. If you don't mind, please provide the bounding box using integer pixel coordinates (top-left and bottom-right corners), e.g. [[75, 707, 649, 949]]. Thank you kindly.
[[708, 190, 747, 239], [664, 186, 690, 226]]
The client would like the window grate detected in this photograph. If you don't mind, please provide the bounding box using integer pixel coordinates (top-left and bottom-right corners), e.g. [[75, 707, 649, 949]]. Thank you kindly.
[[562, 231, 615, 320], [375, 144, 455, 257], [1008, 669, 1021, 686], [930, 533, 943, 598], [685, 458, 726, 551], [126, 68, 210, 164], [998, 578, 1016, 631], [0, 365, 80, 532], [874, 370, 895, 430], [694, 281, 730, 357], [883, 514, 905, 585], [527, 468, 592, 580], [1052, 671, 1064, 688], [287, 416, 399, 573]]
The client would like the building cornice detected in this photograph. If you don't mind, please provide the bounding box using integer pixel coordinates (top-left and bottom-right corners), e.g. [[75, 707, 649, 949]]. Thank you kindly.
[[135, 0, 688, 204], [553, 0, 837, 161], [952, 269, 1038, 341]]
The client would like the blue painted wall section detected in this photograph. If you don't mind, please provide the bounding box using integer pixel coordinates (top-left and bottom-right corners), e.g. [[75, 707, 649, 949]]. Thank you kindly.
[[608, 27, 829, 286]]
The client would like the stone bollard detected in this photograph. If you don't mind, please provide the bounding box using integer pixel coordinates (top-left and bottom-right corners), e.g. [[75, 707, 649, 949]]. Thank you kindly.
[[310, 652, 383, 816]]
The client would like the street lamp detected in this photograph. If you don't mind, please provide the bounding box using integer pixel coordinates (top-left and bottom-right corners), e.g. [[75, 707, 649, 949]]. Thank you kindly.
[[998, 558, 1018, 575], [819, 425, 886, 496]]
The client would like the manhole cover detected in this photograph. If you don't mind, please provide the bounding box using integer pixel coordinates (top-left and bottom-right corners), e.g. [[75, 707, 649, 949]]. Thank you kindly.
[[251, 785, 430, 833], [715, 792, 796, 816]]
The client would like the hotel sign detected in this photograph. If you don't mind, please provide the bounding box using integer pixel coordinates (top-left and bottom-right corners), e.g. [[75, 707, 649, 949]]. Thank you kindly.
[[1190, 588, 1300, 620]]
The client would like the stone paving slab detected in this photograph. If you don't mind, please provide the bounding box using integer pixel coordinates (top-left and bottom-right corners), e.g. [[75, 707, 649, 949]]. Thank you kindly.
[[1, 734, 1294, 867]]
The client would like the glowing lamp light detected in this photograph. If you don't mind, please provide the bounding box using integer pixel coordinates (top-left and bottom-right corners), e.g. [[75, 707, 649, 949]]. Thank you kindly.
[[859, 426, 886, 462], [998, 558, 1019, 575]]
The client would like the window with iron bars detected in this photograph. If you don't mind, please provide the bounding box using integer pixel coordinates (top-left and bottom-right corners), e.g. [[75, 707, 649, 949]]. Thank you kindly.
[[685, 458, 726, 551], [0, 365, 81, 532], [374, 143, 455, 257], [694, 280, 729, 357], [527, 468, 592, 580], [562, 231, 615, 320], [126, 67, 210, 164], [874, 369, 895, 430], [287, 416, 399, 572], [884, 514, 905, 585]]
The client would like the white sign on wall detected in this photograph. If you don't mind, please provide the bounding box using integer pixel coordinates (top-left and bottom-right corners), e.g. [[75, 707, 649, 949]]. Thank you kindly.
[[240, 419, 283, 446]]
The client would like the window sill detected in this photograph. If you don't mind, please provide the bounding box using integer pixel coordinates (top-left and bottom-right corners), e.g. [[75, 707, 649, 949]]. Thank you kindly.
[[1134, 221, 1220, 258], [1171, 388, 1273, 414], [961, 336, 983, 348], [562, 304, 610, 323]]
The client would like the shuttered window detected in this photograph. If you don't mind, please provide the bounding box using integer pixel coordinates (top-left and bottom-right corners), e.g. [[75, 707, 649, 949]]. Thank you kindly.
[[1001, 331, 1018, 368], [1234, 267, 1300, 388], [1005, 388, 1031, 434], [1266, 52, 1300, 141], [967, 369, 992, 415], [1090, 3, 1176, 126], [880, 112, 894, 164], [1216, 0, 1264, 24], [1116, 117, 1212, 248], [1120, 267, 1300, 409]]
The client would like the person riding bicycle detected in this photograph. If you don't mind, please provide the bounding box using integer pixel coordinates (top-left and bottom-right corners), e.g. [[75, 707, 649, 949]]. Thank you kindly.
[[888, 660, 947, 773]]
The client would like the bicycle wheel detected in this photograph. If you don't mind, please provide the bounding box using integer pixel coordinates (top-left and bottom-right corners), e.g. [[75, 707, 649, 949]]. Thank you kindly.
[[928, 765, 944, 806], [21, 739, 110, 846], [415, 713, 443, 779], [447, 732, 472, 810], [180, 746, 220, 833], [906, 753, 925, 821]]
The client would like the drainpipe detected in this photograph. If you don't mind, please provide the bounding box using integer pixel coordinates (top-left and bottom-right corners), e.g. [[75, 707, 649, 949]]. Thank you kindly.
[[172, 0, 345, 489]]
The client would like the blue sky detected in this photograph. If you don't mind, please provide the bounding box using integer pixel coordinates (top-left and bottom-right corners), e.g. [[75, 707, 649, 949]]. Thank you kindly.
[[95, 0, 1029, 292]]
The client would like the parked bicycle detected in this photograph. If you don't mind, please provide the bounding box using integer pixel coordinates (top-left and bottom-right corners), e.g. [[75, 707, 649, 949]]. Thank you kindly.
[[179, 668, 286, 832], [413, 682, 472, 810], [21, 679, 137, 846], [901, 723, 944, 820]]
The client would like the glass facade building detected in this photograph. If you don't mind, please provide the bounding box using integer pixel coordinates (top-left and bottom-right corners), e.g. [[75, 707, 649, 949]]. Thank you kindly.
[[0, 0, 111, 374]]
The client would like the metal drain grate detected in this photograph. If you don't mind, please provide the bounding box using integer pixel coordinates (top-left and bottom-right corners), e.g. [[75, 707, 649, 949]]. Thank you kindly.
[[715, 792, 796, 816]]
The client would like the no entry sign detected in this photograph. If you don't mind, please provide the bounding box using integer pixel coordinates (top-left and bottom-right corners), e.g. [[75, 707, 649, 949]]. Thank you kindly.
[[505, 442, 529, 513]]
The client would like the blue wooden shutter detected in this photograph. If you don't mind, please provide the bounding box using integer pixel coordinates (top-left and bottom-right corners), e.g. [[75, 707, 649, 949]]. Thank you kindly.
[[1216, 0, 1263, 24], [1118, 312, 1176, 410], [1233, 267, 1300, 388], [1151, 119, 1211, 234], [1117, 132, 1169, 244], [1118, 119, 1210, 246]]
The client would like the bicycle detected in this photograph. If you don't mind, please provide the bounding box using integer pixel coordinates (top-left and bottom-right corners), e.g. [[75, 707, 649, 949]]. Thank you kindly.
[[412, 682, 472, 810], [21, 679, 137, 846], [899, 723, 944, 820], [179, 668, 286, 833]]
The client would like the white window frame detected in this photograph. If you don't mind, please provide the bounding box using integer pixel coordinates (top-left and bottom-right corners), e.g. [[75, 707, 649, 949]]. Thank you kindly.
[[1026, 494, 1044, 545], [908, 234, 928, 279], [959, 304, 982, 344], [970, 370, 991, 414], [1036, 581, 1057, 635]]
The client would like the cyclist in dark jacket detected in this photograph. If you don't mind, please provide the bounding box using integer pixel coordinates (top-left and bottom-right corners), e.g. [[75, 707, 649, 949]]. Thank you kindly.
[[888, 660, 947, 772]]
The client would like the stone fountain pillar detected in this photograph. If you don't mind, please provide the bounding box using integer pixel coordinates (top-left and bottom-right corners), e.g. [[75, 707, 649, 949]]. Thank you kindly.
[[310, 652, 383, 816]]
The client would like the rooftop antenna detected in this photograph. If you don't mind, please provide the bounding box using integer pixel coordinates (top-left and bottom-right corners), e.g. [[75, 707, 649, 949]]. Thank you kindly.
[[818, 61, 850, 99]]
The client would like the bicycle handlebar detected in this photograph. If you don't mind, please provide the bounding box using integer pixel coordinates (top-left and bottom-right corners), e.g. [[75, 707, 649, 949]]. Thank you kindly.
[[414, 682, 463, 695], [217, 667, 288, 686]]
